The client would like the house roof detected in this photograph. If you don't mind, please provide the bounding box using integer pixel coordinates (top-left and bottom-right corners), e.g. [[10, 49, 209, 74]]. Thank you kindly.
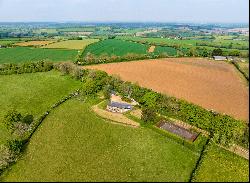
[[213, 56, 227, 60], [108, 102, 132, 109]]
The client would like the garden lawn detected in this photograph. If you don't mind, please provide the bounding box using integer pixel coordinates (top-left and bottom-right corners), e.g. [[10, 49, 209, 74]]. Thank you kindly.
[[1, 99, 199, 182], [0, 47, 78, 64], [192, 143, 249, 182], [83, 39, 149, 57], [43, 39, 99, 50], [0, 70, 81, 145]]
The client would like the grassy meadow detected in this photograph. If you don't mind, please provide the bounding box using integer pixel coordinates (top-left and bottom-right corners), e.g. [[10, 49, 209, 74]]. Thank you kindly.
[[0, 71, 82, 145], [0, 47, 78, 64], [43, 39, 99, 50], [1, 98, 199, 182], [154, 46, 177, 56], [83, 39, 149, 57], [117, 36, 249, 50], [192, 143, 249, 182], [0, 40, 20, 46], [237, 62, 249, 79]]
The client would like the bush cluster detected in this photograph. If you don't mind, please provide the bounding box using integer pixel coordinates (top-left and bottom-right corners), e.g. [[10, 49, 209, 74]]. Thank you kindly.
[[4, 109, 33, 134], [0, 61, 54, 75]]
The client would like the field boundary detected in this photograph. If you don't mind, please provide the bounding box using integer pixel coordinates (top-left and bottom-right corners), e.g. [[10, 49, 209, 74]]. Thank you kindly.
[[231, 61, 249, 82], [189, 139, 211, 182], [219, 144, 249, 160], [0, 89, 80, 176]]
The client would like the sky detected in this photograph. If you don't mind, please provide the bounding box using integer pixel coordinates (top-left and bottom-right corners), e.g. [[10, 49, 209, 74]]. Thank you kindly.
[[0, 0, 249, 23]]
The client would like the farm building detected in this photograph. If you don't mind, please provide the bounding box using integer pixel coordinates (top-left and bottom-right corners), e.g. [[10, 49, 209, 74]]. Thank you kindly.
[[107, 101, 133, 113], [213, 56, 227, 61]]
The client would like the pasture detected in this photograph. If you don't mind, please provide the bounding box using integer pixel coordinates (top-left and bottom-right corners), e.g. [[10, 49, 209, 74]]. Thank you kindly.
[[0, 47, 78, 64], [117, 36, 249, 50], [85, 58, 249, 121], [57, 27, 96, 32], [1, 99, 199, 182], [192, 143, 249, 182], [33, 29, 58, 34], [14, 40, 55, 47], [0, 71, 82, 145], [43, 39, 99, 50], [83, 39, 149, 57], [154, 46, 177, 56], [238, 62, 249, 79], [0, 40, 20, 46]]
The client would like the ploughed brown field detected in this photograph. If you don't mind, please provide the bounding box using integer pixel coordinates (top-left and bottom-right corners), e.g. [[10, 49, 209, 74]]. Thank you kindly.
[[85, 58, 249, 121]]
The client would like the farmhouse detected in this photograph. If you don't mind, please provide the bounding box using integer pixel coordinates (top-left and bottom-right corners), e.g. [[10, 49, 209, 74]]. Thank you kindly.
[[107, 101, 133, 113], [213, 56, 227, 61]]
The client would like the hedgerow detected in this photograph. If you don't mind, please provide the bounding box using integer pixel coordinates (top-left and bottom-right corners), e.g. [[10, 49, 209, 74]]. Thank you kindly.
[[0, 61, 54, 75]]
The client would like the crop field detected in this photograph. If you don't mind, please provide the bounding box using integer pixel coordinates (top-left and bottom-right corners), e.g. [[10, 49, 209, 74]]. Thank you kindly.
[[85, 58, 249, 121], [117, 36, 249, 50], [14, 40, 55, 47], [57, 27, 96, 32], [154, 46, 177, 56], [0, 47, 78, 64], [83, 39, 149, 57], [192, 143, 249, 182], [43, 39, 99, 50], [33, 29, 58, 34], [117, 36, 197, 47], [0, 71, 82, 145], [1, 99, 199, 182], [0, 40, 20, 46]]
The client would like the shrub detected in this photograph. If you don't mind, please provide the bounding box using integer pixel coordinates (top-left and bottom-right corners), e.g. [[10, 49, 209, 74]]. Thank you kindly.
[[141, 107, 157, 124], [212, 48, 223, 56], [0, 61, 54, 75], [22, 114, 34, 125], [4, 109, 22, 133], [57, 62, 75, 75], [6, 139, 25, 154], [103, 85, 112, 100]]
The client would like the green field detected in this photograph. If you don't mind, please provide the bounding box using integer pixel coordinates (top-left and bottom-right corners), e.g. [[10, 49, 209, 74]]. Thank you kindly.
[[117, 36, 249, 50], [192, 143, 249, 182], [57, 27, 96, 32], [0, 47, 78, 64], [154, 46, 177, 56], [238, 62, 249, 78], [0, 71, 82, 145], [33, 28, 58, 34], [0, 40, 18, 46], [43, 39, 99, 50], [1, 98, 199, 182], [83, 39, 149, 57]]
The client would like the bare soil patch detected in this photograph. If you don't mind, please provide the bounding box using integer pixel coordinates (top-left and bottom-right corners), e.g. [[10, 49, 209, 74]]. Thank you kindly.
[[85, 58, 249, 121], [148, 45, 156, 53], [130, 109, 142, 119], [92, 102, 139, 127]]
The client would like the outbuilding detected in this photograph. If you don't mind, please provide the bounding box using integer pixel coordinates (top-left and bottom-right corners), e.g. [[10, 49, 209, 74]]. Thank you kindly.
[[213, 56, 227, 61]]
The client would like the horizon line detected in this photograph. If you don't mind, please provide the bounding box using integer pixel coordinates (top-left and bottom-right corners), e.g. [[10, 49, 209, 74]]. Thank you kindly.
[[0, 21, 249, 25]]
